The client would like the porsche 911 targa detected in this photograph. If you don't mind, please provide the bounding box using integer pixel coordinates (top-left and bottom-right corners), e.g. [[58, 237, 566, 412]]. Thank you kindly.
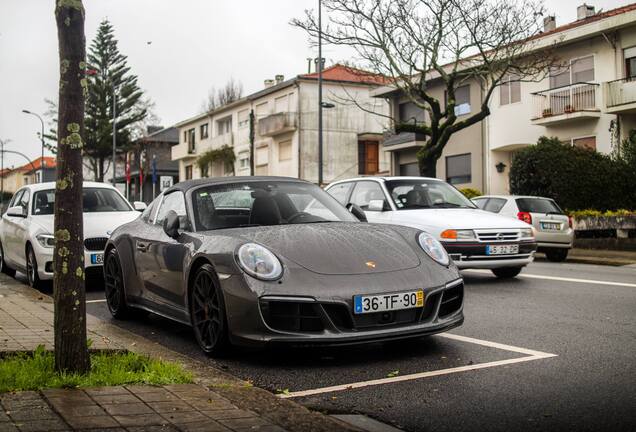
[[104, 177, 464, 354]]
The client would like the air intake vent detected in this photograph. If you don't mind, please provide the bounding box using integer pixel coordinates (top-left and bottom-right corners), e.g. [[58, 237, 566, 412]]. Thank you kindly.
[[84, 237, 108, 251]]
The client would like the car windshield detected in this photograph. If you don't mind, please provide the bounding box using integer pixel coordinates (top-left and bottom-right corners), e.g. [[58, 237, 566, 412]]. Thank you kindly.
[[191, 181, 357, 230], [385, 179, 476, 210], [516, 198, 563, 214], [32, 187, 132, 215]]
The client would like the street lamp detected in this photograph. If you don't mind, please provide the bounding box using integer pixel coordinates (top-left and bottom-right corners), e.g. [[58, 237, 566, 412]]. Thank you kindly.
[[21, 109, 45, 182], [318, 0, 323, 186]]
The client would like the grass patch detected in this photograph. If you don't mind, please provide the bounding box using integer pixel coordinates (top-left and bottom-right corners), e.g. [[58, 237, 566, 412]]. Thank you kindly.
[[0, 346, 193, 392]]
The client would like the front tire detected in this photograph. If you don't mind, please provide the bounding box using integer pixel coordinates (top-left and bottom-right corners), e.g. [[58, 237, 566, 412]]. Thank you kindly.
[[189, 264, 229, 356], [104, 248, 130, 319], [545, 248, 568, 262], [0, 242, 16, 278], [491, 266, 523, 279], [26, 245, 41, 288]]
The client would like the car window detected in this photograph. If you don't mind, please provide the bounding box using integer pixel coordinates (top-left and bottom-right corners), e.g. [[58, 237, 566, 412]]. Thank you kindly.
[[327, 182, 353, 205], [484, 198, 507, 213], [19, 189, 30, 214], [472, 197, 487, 209], [349, 182, 387, 210], [385, 179, 476, 209], [32, 188, 132, 215], [516, 198, 562, 214], [155, 191, 188, 228], [9, 190, 24, 208]]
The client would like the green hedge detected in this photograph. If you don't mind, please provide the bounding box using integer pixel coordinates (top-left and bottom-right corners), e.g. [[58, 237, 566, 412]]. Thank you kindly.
[[509, 137, 636, 211]]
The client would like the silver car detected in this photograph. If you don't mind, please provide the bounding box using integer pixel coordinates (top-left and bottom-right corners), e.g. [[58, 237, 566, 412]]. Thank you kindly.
[[471, 195, 573, 262]]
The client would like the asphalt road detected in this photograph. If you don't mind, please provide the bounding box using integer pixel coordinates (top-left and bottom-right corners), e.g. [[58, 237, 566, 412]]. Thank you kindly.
[[28, 261, 636, 432]]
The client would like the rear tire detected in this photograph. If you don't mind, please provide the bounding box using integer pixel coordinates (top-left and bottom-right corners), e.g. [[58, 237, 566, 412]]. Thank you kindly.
[[545, 248, 568, 262], [104, 248, 130, 319], [491, 266, 522, 279], [0, 242, 16, 278], [26, 245, 41, 289], [189, 264, 229, 356]]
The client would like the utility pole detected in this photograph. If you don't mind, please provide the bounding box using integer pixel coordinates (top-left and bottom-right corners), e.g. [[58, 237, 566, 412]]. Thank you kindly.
[[249, 109, 255, 176], [112, 85, 117, 185], [317, 0, 323, 186], [22, 110, 45, 182]]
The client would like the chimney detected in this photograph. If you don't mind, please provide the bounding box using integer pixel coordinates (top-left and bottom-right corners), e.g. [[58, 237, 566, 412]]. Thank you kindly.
[[577, 4, 595, 20], [264, 79, 276, 88], [543, 16, 556, 32], [275, 74, 285, 84], [307, 58, 312, 74]]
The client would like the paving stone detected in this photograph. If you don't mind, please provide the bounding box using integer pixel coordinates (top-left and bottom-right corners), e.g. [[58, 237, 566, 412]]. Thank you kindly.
[[83, 386, 130, 397], [125, 385, 165, 394], [177, 420, 232, 432], [101, 403, 153, 416], [218, 417, 272, 430], [63, 415, 119, 430], [7, 407, 57, 421], [0, 422, 18, 432], [234, 426, 288, 432], [112, 414, 169, 427], [146, 400, 194, 413], [10, 418, 68, 432], [127, 425, 180, 432], [90, 394, 140, 405], [161, 410, 209, 424], [53, 404, 107, 418], [134, 392, 179, 403], [185, 399, 237, 411], [203, 409, 258, 420], [0, 411, 9, 422], [162, 384, 203, 393]]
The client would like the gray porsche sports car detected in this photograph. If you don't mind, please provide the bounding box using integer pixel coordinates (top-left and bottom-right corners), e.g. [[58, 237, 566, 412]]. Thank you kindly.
[[104, 177, 464, 354]]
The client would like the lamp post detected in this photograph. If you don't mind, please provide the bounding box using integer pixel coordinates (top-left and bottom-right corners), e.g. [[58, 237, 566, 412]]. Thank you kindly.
[[21, 110, 45, 182], [318, 0, 323, 186]]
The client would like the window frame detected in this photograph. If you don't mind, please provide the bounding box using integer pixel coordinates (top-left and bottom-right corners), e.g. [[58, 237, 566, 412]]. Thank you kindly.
[[348, 180, 392, 211], [445, 153, 472, 185], [153, 190, 191, 231], [549, 54, 596, 88], [571, 134, 597, 151], [499, 74, 521, 106], [200, 123, 209, 139], [326, 181, 354, 206]]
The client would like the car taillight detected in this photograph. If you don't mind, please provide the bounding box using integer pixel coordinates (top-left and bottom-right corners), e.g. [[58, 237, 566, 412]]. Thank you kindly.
[[568, 216, 573, 228], [517, 211, 532, 224]]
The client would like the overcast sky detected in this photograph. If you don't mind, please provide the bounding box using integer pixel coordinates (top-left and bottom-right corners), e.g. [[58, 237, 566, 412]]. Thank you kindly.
[[0, 0, 633, 169]]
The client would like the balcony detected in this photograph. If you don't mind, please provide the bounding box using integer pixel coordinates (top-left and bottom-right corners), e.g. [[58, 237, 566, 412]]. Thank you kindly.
[[382, 131, 427, 151], [209, 132, 233, 149], [258, 113, 296, 137], [604, 77, 636, 114], [531, 82, 601, 126], [171, 141, 196, 161]]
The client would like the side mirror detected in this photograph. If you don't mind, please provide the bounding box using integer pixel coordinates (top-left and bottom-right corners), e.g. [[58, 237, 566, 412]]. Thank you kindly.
[[133, 201, 147, 212], [6, 206, 26, 218], [367, 199, 385, 212], [163, 210, 180, 239], [347, 203, 368, 222]]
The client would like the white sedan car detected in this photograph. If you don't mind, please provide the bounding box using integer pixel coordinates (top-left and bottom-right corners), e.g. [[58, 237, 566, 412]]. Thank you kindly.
[[0, 182, 144, 287], [326, 176, 537, 278]]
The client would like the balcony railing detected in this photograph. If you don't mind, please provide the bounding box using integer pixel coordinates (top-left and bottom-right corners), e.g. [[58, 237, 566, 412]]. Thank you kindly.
[[604, 77, 636, 109], [531, 82, 599, 120], [210, 132, 233, 149], [258, 112, 297, 137]]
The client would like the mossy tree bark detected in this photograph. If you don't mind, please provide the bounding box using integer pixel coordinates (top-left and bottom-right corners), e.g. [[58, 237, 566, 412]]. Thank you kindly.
[[54, 0, 90, 373]]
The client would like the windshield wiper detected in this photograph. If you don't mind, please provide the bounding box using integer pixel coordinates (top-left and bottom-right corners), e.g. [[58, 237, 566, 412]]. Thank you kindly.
[[432, 202, 463, 208]]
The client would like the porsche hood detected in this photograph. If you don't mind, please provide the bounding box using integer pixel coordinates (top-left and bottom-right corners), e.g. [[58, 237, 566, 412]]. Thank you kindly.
[[235, 223, 422, 275]]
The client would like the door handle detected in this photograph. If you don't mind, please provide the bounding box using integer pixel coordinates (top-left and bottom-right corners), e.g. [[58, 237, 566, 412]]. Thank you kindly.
[[136, 242, 148, 253]]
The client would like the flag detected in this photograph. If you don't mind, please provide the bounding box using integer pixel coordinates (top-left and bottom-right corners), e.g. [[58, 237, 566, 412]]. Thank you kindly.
[[139, 151, 145, 185], [152, 155, 157, 185], [125, 155, 130, 184]]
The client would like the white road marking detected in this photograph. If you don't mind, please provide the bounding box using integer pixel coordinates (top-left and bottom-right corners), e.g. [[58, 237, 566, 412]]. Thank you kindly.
[[86, 299, 106, 304], [278, 333, 557, 399], [463, 269, 636, 288]]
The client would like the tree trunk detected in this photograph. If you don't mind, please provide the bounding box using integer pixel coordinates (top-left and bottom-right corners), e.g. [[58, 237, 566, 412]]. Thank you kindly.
[[54, 0, 89, 374], [97, 157, 104, 182]]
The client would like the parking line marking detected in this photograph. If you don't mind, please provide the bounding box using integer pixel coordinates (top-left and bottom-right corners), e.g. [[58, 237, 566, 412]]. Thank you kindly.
[[463, 269, 636, 288], [278, 334, 557, 399], [86, 299, 106, 303]]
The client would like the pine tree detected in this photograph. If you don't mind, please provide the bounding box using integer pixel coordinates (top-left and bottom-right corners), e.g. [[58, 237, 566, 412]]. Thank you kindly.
[[85, 19, 146, 181]]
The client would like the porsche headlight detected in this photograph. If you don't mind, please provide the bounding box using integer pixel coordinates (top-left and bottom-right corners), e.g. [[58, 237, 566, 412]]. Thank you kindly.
[[520, 228, 534, 239], [237, 243, 283, 281], [418, 232, 450, 266], [36, 234, 55, 248]]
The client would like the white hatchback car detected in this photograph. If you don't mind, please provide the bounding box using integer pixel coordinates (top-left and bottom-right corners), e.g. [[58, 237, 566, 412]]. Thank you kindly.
[[0, 182, 144, 287], [471, 195, 574, 262], [326, 177, 537, 278]]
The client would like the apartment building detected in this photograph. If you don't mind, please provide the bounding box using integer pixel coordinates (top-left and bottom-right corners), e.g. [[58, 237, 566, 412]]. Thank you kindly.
[[0, 156, 56, 194], [172, 65, 390, 183], [374, 3, 636, 194]]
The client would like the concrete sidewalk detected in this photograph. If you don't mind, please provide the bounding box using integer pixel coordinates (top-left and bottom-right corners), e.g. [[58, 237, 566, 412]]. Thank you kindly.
[[535, 248, 636, 266], [0, 275, 359, 432]]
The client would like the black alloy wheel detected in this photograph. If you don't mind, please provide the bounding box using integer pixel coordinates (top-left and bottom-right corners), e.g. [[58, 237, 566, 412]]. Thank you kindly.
[[104, 248, 129, 319], [491, 266, 523, 279], [0, 242, 16, 277], [190, 264, 229, 355], [26, 245, 41, 288]]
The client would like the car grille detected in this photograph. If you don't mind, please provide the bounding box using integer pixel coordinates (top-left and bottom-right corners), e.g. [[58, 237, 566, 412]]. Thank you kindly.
[[438, 283, 463, 318], [84, 237, 108, 251], [475, 230, 520, 242], [260, 300, 324, 332]]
